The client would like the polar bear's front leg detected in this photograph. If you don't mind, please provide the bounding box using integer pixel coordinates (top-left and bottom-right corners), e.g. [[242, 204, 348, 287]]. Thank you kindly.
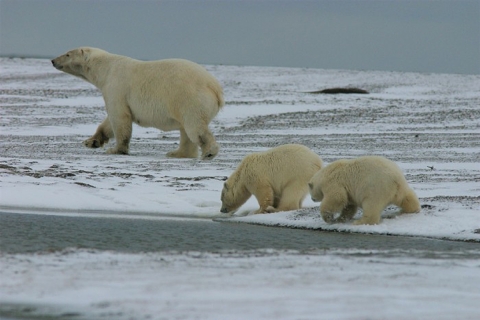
[[253, 183, 275, 214], [319, 192, 347, 223], [105, 111, 132, 155], [83, 117, 114, 149], [337, 203, 358, 222]]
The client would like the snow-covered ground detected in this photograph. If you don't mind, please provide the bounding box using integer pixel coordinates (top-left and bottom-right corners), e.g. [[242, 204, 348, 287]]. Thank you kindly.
[[2, 249, 480, 320], [1, 58, 479, 240], [1, 58, 479, 319]]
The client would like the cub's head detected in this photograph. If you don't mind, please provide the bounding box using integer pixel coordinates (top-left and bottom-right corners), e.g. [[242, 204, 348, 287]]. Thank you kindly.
[[220, 181, 237, 214], [51, 47, 95, 79], [308, 172, 324, 202]]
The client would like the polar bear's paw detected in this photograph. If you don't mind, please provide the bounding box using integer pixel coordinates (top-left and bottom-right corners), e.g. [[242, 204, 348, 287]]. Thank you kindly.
[[166, 149, 198, 159], [353, 217, 380, 226], [201, 144, 219, 160], [265, 206, 278, 213], [83, 138, 103, 148], [106, 147, 129, 155]]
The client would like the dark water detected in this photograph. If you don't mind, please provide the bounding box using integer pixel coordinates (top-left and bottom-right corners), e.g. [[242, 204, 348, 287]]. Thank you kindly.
[[1, 211, 478, 254], [1, 210, 480, 320]]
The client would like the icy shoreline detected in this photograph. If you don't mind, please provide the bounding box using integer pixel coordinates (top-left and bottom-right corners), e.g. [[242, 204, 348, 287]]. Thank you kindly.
[[1, 58, 480, 319], [1, 58, 479, 241]]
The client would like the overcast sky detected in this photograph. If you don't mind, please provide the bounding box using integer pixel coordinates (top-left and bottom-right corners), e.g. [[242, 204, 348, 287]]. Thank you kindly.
[[1, 0, 479, 74]]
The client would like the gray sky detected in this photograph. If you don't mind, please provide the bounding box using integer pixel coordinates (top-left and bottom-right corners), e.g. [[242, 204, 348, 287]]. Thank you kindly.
[[1, 0, 479, 74]]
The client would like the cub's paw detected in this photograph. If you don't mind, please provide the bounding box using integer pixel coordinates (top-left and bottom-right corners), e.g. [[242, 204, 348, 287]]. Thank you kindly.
[[265, 206, 278, 213], [254, 207, 276, 214], [320, 211, 336, 223], [353, 218, 380, 226]]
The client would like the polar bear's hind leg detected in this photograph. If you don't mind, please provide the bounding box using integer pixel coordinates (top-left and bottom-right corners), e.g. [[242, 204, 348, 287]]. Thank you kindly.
[[277, 183, 307, 212], [199, 130, 219, 160], [399, 189, 421, 214], [353, 199, 384, 225], [183, 120, 219, 160], [166, 128, 199, 158]]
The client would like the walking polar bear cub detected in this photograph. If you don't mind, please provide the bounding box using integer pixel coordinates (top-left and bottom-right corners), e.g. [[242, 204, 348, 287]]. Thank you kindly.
[[220, 144, 323, 215], [309, 156, 420, 225], [52, 47, 224, 159]]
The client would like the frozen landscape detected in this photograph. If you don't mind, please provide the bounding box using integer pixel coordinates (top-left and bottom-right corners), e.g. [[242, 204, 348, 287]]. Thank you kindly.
[[1, 58, 479, 319]]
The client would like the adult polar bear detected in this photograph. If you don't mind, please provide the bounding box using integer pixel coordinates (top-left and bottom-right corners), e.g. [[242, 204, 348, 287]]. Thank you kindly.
[[51, 47, 224, 159]]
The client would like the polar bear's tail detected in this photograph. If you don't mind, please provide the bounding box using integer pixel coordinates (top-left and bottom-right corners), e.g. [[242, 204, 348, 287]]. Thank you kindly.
[[207, 82, 225, 111]]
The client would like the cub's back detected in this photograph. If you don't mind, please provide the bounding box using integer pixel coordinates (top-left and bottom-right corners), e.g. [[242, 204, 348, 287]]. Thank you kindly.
[[254, 144, 322, 184], [350, 156, 404, 178]]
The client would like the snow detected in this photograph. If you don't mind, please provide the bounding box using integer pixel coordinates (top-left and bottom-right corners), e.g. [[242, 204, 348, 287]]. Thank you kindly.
[[2, 249, 480, 320], [1, 58, 479, 319]]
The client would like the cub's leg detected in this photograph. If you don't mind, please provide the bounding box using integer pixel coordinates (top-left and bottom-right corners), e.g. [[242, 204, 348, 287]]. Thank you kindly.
[[338, 203, 358, 222], [276, 184, 308, 212], [84, 117, 114, 148], [354, 199, 385, 225], [106, 111, 132, 155], [399, 189, 421, 214], [167, 128, 199, 158], [253, 182, 275, 214], [319, 189, 347, 223]]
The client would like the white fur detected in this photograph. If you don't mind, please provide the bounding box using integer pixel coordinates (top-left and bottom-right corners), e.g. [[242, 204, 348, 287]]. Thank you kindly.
[[52, 47, 224, 159], [220, 144, 323, 214], [308, 156, 420, 225]]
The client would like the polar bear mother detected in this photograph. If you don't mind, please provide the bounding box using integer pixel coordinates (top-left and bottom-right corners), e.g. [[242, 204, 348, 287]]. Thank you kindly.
[[51, 47, 224, 159]]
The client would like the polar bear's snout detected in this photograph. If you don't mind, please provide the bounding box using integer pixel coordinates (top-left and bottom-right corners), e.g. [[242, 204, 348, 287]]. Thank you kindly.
[[51, 59, 63, 70]]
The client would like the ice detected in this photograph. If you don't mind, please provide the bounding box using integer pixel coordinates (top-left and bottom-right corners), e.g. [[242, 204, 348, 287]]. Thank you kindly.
[[1, 58, 479, 319]]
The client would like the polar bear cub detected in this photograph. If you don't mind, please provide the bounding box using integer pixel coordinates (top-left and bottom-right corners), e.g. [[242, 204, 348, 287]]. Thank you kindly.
[[220, 144, 323, 215], [308, 156, 420, 225], [51, 47, 224, 159]]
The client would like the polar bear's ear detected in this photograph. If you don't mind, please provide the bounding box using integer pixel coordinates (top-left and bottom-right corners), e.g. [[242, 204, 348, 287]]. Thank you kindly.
[[223, 182, 229, 191], [80, 48, 90, 61], [308, 182, 313, 189]]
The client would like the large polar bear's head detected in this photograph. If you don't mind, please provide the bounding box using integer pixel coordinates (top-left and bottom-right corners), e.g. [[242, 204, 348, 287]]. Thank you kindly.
[[51, 47, 106, 80]]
